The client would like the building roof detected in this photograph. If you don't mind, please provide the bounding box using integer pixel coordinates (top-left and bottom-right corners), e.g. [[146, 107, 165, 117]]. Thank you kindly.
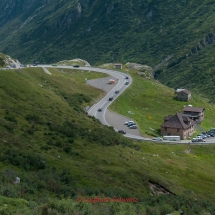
[[161, 113, 195, 129], [183, 107, 204, 113], [164, 115, 173, 121], [176, 88, 185, 93], [177, 89, 191, 95]]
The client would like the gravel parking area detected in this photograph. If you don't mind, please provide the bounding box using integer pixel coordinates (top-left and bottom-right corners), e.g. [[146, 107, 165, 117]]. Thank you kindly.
[[105, 109, 142, 136], [87, 77, 143, 136], [87, 76, 118, 93]]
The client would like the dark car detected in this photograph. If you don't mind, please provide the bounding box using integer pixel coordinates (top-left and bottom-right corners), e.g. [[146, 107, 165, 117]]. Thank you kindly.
[[115, 90, 119, 94], [98, 108, 103, 112], [118, 130, 126, 134], [125, 81, 129, 85], [73, 65, 80, 68], [125, 76, 129, 79], [209, 133, 215, 137], [109, 97, 113, 101], [127, 123, 136, 127]]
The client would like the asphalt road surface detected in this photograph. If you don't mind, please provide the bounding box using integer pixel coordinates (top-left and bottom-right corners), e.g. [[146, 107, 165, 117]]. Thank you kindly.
[[38, 65, 215, 143]]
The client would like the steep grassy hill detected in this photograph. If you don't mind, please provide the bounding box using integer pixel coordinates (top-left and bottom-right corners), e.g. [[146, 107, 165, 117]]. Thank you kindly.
[[1, 0, 215, 99], [1, 67, 215, 214]]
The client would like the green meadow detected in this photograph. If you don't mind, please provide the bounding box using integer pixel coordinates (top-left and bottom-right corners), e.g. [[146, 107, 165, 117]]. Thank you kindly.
[[109, 65, 215, 137], [1, 67, 215, 214]]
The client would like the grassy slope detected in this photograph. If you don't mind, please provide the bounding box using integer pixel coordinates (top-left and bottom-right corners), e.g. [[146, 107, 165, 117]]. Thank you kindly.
[[1, 68, 215, 214], [1, 0, 215, 98], [158, 45, 215, 101], [0, 0, 214, 66], [109, 65, 215, 137]]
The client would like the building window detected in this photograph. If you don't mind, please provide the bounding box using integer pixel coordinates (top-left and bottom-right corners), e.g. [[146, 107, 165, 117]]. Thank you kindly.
[[165, 127, 167, 131], [177, 129, 180, 132]]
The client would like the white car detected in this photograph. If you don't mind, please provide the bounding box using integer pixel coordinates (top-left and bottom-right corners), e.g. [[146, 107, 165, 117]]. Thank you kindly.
[[124, 121, 134, 125], [129, 125, 137, 129]]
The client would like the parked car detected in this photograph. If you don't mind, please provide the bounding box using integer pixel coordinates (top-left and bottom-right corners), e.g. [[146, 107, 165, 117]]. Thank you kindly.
[[118, 130, 126, 134], [124, 121, 134, 125], [73, 65, 79, 68], [129, 125, 137, 129], [98, 108, 103, 112], [6, 65, 10, 69], [152, 137, 163, 141], [109, 97, 113, 101], [52, 64, 57, 66], [115, 90, 120, 94], [125, 81, 129, 85], [127, 121, 135, 126], [197, 134, 206, 139], [128, 123, 136, 127], [125, 76, 129, 79]]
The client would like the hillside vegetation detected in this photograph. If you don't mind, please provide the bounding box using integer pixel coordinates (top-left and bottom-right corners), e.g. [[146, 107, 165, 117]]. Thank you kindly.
[[1, 67, 215, 214], [0, 52, 6, 67], [1, 0, 215, 98], [107, 64, 215, 137]]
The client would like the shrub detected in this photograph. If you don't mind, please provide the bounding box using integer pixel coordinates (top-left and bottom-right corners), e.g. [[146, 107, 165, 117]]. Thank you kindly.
[[4, 114, 17, 123], [25, 114, 44, 124], [1, 150, 46, 170], [64, 146, 71, 153]]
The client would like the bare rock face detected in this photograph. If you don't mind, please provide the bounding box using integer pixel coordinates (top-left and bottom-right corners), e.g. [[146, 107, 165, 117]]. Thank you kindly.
[[1, 53, 21, 67]]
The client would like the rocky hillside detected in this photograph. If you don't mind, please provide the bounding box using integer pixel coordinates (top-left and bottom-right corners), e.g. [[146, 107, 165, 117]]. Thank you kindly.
[[1, 0, 215, 98], [0, 52, 21, 67]]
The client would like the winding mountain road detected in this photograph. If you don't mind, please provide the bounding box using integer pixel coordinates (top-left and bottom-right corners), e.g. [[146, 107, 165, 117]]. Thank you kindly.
[[39, 64, 149, 140], [38, 65, 215, 144]]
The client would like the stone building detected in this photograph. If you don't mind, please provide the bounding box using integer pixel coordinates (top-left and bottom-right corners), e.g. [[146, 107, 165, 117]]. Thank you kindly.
[[176, 89, 191, 101], [161, 113, 195, 140]]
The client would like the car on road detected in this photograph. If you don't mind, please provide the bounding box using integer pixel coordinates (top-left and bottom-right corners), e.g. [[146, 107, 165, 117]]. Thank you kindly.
[[98, 108, 103, 112], [32, 64, 37, 66], [109, 97, 113, 101], [152, 137, 163, 141], [192, 138, 205, 142], [52, 64, 57, 66], [73, 65, 79, 68], [6, 66, 10, 69], [115, 90, 120, 94], [125, 76, 129, 79], [129, 125, 137, 129], [124, 121, 134, 125], [118, 130, 126, 134], [125, 81, 129, 85]]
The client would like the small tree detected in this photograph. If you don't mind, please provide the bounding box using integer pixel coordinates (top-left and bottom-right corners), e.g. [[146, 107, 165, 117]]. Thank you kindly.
[[0, 57, 5, 67]]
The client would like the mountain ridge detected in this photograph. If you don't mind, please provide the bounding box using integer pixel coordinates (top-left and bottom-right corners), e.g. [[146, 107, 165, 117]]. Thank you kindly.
[[1, 0, 215, 99]]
